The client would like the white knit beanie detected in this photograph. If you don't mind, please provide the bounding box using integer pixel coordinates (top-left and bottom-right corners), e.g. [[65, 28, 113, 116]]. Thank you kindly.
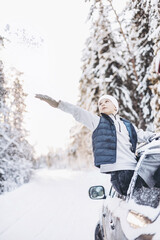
[[98, 95, 119, 113]]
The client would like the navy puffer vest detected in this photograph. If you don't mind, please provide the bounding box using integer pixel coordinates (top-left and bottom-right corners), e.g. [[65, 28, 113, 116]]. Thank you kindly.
[[92, 114, 137, 168]]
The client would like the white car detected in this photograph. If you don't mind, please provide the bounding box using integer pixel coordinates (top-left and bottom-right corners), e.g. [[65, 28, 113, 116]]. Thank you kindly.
[[89, 135, 160, 240]]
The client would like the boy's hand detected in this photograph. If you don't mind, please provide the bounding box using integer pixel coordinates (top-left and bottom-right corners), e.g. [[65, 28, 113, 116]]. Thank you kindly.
[[35, 94, 59, 108]]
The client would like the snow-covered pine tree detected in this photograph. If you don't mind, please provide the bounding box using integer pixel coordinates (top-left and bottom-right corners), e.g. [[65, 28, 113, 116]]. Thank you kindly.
[[127, 0, 156, 130], [104, 0, 139, 124], [145, 0, 160, 131], [10, 67, 34, 164], [78, 0, 131, 114], [0, 40, 33, 194], [9, 67, 27, 133]]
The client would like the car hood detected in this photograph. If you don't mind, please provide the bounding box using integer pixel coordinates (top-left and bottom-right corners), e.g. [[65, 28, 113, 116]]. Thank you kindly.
[[103, 197, 160, 239]]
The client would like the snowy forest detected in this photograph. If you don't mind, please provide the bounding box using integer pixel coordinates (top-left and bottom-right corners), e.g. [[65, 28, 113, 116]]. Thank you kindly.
[[0, 0, 160, 194]]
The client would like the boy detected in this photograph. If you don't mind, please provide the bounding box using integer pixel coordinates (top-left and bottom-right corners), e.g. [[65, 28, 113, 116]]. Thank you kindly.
[[35, 94, 157, 195]]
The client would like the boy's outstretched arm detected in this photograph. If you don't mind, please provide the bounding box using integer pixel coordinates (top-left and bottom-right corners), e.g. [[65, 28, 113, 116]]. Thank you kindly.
[[35, 94, 100, 131]]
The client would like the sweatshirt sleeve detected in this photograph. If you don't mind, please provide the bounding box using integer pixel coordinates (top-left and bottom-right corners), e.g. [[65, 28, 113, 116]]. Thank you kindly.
[[134, 125, 155, 143], [58, 101, 100, 131]]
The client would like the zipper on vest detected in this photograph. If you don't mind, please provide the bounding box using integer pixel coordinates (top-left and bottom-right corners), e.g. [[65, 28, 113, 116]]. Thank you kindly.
[[118, 122, 121, 132]]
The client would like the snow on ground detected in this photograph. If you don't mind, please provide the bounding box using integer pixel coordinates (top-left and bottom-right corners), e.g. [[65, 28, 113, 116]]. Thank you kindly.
[[0, 168, 110, 240]]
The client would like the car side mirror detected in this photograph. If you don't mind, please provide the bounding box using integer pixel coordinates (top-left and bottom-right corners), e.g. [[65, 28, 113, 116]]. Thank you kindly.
[[89, 185, 106, 200]]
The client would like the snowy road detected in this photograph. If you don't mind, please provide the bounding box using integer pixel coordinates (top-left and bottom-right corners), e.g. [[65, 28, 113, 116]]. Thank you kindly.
[[0, 168, 109, 240]]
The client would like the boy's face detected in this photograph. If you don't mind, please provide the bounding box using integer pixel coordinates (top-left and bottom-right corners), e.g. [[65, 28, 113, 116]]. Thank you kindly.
[[98, 98, 117, 115]]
